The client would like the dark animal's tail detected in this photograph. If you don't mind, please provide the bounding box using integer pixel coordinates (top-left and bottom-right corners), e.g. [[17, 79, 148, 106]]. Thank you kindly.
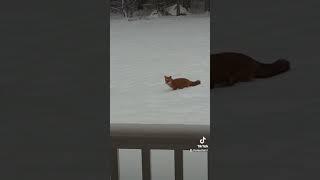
[[255, 59, 290, 78], [191, 80, 201, 86]]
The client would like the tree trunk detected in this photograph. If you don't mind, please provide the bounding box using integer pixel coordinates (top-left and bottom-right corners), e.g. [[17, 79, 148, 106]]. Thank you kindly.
[[176, 0, 180, 16]]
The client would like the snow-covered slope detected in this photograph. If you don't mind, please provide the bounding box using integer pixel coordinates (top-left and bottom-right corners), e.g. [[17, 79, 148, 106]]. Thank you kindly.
[[111, 14, 210, 125]]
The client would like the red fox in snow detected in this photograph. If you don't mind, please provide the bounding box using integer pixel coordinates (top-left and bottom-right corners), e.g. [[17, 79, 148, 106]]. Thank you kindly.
[[211, 52, 290, 88], [164, 76, 201, 90]]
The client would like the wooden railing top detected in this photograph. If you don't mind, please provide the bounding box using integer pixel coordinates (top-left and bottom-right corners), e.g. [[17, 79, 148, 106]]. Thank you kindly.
[[111, 123, 210, 150]]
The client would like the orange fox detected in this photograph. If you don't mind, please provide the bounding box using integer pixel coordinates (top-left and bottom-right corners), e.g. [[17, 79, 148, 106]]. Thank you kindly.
[[164, 76, 201, 90], [211, 52, 290, 88]]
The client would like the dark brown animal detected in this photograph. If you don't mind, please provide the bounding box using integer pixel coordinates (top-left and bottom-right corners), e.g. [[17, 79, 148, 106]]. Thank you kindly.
[[211, 52, 290, 88]]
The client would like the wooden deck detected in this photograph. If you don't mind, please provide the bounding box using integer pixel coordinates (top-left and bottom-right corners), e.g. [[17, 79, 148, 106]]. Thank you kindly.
[[111, 123, 210, 180]]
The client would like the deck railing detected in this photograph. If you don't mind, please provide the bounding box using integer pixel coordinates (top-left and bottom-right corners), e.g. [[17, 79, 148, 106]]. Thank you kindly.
[[111, 123, 210, 180]]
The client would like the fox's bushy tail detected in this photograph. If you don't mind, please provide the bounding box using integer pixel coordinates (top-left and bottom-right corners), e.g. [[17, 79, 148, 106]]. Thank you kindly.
[[255, 59, 290, 78], [191, 80, 201, 86]]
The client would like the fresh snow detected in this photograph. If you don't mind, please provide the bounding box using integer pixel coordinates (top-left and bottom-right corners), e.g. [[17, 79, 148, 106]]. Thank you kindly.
[[111, 14, 210, 125]]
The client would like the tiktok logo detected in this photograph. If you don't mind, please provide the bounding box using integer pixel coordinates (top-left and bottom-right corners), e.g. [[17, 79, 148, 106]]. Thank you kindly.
[[200, 136, 206, 144], [190, 136, 209, 152]]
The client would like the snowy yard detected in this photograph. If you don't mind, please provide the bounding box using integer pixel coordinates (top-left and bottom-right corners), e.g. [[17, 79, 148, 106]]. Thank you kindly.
[[110, 13, 209, 180], [110, 14, 210, 125]]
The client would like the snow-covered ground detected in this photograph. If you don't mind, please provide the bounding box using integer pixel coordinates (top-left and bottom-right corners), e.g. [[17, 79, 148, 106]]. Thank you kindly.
[[111, 14, 209, 180], [111, 14, 210, 125]]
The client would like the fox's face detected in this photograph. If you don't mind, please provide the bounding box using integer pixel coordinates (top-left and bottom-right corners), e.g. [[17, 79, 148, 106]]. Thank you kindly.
[[164, 76, 172, 84]]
